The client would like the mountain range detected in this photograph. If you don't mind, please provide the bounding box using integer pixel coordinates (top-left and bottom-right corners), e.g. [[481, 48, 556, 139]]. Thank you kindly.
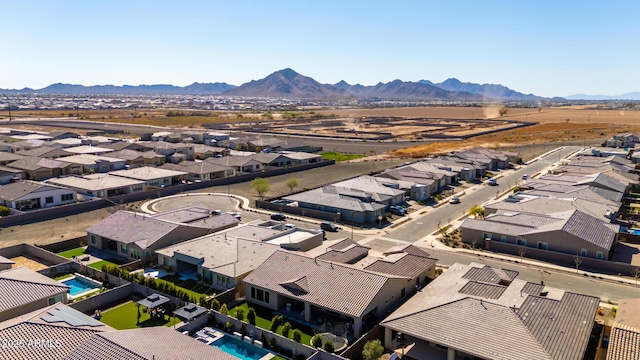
[[0, 68, 576, 100], [565, 92, 640, 100]]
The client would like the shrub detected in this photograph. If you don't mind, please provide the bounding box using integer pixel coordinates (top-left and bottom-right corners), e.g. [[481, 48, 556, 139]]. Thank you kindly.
[[282, 322, 291, 338], [0, 205, 9, 216], [235, 307, 245, 321], [270, 316, 280, 332], [311, 334, 323, 348], [292, 329, 302, 343], [210, 299, 220, 311], [225, 321, 233, 332], [612, 307, 617, 318], [220, 304, 228, 315], [247, 307, 256, 325], [323, 340, 335, 353], [363, 339, 384, 360]]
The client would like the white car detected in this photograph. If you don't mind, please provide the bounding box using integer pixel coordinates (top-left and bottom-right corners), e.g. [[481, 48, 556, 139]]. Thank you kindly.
[[522, 174, 529, 180], [449, 196, 460, 204]]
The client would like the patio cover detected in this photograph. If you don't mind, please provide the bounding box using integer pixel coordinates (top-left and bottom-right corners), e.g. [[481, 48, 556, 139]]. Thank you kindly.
[[137, 294, 170, 309], [173, 303, 208, 321]]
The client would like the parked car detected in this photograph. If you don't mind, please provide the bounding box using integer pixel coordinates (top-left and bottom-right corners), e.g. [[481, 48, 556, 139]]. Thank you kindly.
[[226, 212, 241, 221], [270, 213, 286, 221], [210, 209, 223, 215], [320, 222, 339, 232], [312, 228, 327, 239], [449, 196, 461, 204], [284, 223, 296, 229], [488, 178, 498, 186], [522, 174, 529, 180], [389, 206, 407, 216]]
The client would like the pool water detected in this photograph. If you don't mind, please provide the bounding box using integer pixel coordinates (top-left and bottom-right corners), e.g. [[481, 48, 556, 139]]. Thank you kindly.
[[629, 228, 640, 236], [210, 335, 268, 360], [62, 277, 100, 297]]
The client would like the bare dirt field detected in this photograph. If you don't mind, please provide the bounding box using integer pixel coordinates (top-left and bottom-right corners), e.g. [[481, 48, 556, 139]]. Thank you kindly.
[[10, 255, 51, 271]]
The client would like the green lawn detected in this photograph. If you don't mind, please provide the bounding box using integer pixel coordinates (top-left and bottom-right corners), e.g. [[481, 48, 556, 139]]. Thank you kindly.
[[159, 274, 216, 299], [54, 274, 74, 281], [320, 151, 366, 162], [88, 258, 126, 271], [100, 301, 179, 330], [228, 302, 313, 346], [58, 247, 89, 259]]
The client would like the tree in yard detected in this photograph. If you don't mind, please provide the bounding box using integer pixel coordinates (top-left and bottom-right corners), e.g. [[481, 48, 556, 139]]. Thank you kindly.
[[292, 329, 302, 343], [574, 255, 583, 273], [517, 247, 526, 264], [323, 340, 335, 353], [210, 298, 220, 311], [235, 307, 245, 321], [251, 177, 271, 199], [362, 339, 384, 360], [286, 178, 299, 193], [469, 204, 485, 219], [282, 322, 291, 338], [220, 303, 228, 315], [247, 307, 256, 325], [311, 334, 323, 348]]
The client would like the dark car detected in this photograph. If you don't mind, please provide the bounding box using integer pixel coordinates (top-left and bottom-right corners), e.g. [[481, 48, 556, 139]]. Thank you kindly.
[[270, 213, 286, 221], [320, 222, 338, 232], [389, 206, 407, 216]]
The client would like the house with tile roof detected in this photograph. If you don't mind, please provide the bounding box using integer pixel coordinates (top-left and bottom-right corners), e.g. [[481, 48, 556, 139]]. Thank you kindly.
[[0, 267, 70, 322], [86, 206, 237, 261], [161, 160, 234, 181], [64, 326, 238, 360], [6, 156, 78, 180], [109, 166, 188, 187], [461, 209, 619, 260], [48, 174, 146, 198], [0, 180, 77, 211], [283, 185, 389, 225], [157, 219, 323, 292], [607, 298, 640, 360], [104, 149, 167, 167], [381, 262, 599, 360], [205, 155, 263, 173], [0, 165, 23, 184], [243, 246, 437, 338]]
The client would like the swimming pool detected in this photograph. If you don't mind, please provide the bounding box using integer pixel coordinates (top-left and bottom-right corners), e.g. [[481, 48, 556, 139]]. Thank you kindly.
[[629, 228, 640, 236], [210, 334, 268, 360], [61, 275, 101, 297]]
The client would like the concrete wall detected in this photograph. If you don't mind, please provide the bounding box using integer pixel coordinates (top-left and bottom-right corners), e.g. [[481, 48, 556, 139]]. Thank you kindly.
[[69, 283, 135, 314], [489, 241, 640, 276], [0, 243, 70, 267], [340, 324, 385, 360], [39, 237, 85, 253]]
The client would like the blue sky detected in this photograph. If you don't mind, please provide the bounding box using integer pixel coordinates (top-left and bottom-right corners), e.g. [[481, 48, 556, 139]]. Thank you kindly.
[[2, 1, 638, 97]]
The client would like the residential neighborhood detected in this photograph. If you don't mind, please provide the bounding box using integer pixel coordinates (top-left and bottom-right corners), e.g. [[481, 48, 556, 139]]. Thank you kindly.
[[1, 126, 640, 360]]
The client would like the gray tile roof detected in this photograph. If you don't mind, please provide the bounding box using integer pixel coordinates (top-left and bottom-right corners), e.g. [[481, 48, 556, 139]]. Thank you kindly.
[[284, 186, 387, 212], [364, 252, 437, 279], [86, 211, 180, 248], [245, 250, 391, 317], [7, 156, 71, 171], [521, 282, 545, 295], [48, 174, 145, 192], [315, 239, 371, 264], [162, 161, 232, 174], [0, 322, 100, 360], [381, 262, 599, 360], [383, 297, 552, 360], [516, 292, 598, 360], [173, 303, 208, 320], [64, 326, 238, 360], [0, 267, 69, 312], [0, 152, 24, 163], [149, 204, 210, 223], [485, 196, 616, 222], [110, 166, 187, 181], [458, 281, 507, 299]]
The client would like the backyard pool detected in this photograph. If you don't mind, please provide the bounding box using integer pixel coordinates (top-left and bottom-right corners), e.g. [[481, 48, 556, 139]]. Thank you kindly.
[[61, 275, 101, 298], [629, 228, 640, 236], [210, 334, 268, 360]]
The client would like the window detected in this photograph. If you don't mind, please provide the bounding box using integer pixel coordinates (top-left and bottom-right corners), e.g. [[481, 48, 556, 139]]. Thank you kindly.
[[401, 288, 406, 298], [120, 244, 127, 255], [251, 287, 256, 299], [596, 251, 604, 260], [48, 294, 63, 305], [483, 233, 492, 240], [416, 277, 420, 287], [517, 238, 526, 246], [148, 179, 159, 186], [133, 184, 143, 191], [580, 249, 588, 257], [45, 196, 54, 204], [537, 242, 548, 250], [130, 250, 141, 260], [90, 235, 96, 245], [265, 291, 270, 303], [61, 193, 74, 201], [500, 235, 507, 243], [256, 289, 264, 302]]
